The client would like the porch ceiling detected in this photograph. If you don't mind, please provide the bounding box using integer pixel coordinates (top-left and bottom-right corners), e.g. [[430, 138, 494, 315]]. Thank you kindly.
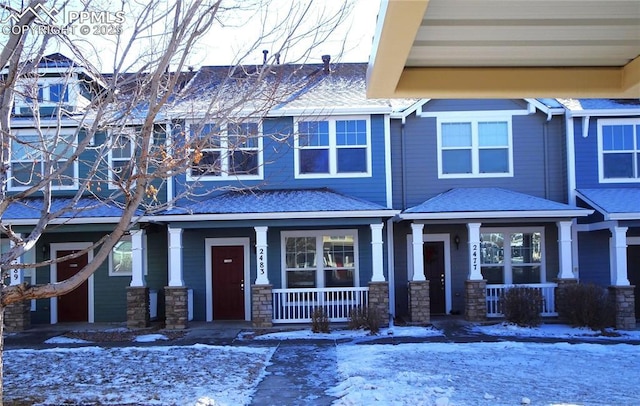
[[367, 0, 640, 98]]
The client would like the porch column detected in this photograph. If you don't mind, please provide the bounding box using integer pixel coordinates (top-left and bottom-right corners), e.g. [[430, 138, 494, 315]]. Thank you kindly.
[[467, 223, 482, 280], [252, 226, 272, 328], [254, 226, 269, 285], [370, 223, 385, 282], [5, 234, 30, 332], [167, 227, 184, 287], [165, 227, 187, 329], [465, 223, 486, 321], [410, 223, 425, 281], [127, 229, 149, 329], [557, 221, 575, 279], [130, 229, 146, 287], [610, 226, 630, 286]]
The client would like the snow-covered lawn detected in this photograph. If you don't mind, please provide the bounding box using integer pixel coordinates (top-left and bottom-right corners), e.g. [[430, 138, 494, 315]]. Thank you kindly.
[[5, 344, 274, 405], [4, 324, 640, 405]]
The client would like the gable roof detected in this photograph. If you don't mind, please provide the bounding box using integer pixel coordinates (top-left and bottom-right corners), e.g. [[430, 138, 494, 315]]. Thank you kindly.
[[160, 188, 397, 220], [576, 188, 640, 220], [400, 188, 591, 220], [556, 99, 640, 115]]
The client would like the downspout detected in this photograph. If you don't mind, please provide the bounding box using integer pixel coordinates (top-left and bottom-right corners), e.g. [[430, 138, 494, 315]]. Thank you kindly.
[[543, 119, 549, 199], [401, 117, 407, 209], [565, 113, 577, 205]]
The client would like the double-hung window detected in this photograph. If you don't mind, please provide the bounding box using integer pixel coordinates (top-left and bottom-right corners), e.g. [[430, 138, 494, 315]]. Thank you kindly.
[[188, 122, 261, 180], [598, 119, 640, 182], [109, 128, 137, 187], [109, 235, 132, 276], [282, 230, 358, 289], [480, 228, 545, 285], [438, 116, 512, 178], [9, 128, 77, 190], [295, 117, 370, 178]]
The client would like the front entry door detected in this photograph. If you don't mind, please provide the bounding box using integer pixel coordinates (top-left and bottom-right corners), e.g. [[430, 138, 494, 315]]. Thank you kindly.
[[212, 246, 245, 320], [424, 242, 446, 314], [627, 245, 640, 319], [57, 250, 89, 322]]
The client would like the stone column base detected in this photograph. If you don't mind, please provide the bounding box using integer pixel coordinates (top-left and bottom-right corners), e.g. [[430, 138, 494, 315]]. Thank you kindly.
[[465, 280, 487, 322], [409, 280, 430, 325], [368, 281, 390, 327], [554, 278, 578, 322], [4, 301, 31, 332], [127, 287, 150, 329], [164, 287, 188, 330], [609, 285, 636, 330], [251, 285, 273, 328]]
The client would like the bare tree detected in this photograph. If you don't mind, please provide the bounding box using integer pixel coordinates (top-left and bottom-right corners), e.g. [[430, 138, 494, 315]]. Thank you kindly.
[[0, 0, 351, 399]]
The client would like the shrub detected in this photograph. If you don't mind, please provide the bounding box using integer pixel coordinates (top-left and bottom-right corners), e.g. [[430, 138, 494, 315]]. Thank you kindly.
[[556, 283, 614, 330], [500, 287, 543, 327], [348, 306, 381, 334], [311, 307, 330, 333]]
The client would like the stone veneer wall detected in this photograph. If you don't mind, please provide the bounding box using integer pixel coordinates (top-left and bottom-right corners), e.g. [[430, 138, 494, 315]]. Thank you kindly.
[[164, 287, 188, 329], [127, 287, 150, 329], [368, 281, 390, 327], [408, 280, 430, 325], [4, 301, 30, 332], [465, 280, 487, 322], [251, 284, 273, 328], [609, 286, 636, 330]]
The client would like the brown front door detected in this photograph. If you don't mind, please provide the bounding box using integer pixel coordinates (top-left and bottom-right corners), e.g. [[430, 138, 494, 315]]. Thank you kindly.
[[424, 242, 446, 314], [212, 246, 245, 320], [627, 245, 640, 319], [56, 250, 89, 322]]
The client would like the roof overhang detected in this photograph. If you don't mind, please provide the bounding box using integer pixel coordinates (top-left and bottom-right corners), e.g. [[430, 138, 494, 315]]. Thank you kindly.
[[399, 209, 592, 220], [367, 0, 640, 99], [575, 189, 640, 221], [147, 210, 400, 222]]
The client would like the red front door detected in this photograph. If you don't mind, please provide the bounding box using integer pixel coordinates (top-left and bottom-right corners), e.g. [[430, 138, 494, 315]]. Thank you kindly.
[[424, 242, 446, 315], [212, 246, 245, 320], [56, 250, 89, 322]]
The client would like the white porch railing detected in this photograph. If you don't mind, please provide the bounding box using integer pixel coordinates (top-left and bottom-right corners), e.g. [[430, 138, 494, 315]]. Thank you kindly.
[[486, 283, 558, 318], [272, 287, 369, 323]]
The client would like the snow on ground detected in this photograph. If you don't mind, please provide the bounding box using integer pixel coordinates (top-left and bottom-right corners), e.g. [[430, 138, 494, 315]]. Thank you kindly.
[[329, 341, 640, 405], [473, 322, 640, 340], [4, 344, 275, 405], [43, 336, 91, 344], [251, 325, 443, 341], [133, 333, 170, 342]]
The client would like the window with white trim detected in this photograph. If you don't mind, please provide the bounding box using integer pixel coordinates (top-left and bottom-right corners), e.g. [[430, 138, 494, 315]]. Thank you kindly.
[[282, 230, 358, 288], [598, 119, 640, 182], [437, 117, 512, 178], [109, 127, 137, 187], [9, 129, 77, 190], [295, 117, 370, 178], [480, 228, 545, 285], [109, 235, 132, 276], [188, 122, 261, 180]]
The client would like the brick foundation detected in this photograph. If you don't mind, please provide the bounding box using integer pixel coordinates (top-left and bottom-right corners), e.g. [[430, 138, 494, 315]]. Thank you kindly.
[[164, 287, 188, 329], [609, 285, 636, 330], [127, 287, 150, 329], [465, 280, 487, 322], [251, 284, 273, 328], [408, 280, 430, 325], [4, 301, 31, 332], [368, 281, 390, 327], [554, 278, 578, 323]]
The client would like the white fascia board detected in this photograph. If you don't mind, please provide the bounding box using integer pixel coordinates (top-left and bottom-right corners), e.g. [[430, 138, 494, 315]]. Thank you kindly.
[[574, 190, 612, 219], [567, 109, 640, 118], [10, 118, 85, 128], [147, 209, 400, 222], [389, 99, 430, 120], [399, 209, 593, 220], [608, 212, 640, 220], [267, 106, 393, 117], [524, 99, 565, 116], [5, 217, 125, 226]]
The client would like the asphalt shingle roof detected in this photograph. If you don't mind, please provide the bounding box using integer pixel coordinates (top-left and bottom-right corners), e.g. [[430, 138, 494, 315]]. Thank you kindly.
[[577, 188, 640, 216], [404, 188, 585, 214], [3, 197, 132, 221], [165, 188, 389, 215], [557, 99, 640, 111]]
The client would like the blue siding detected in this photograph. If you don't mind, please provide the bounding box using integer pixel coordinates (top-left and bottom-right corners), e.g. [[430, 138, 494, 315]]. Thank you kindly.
[[173, 115, 389, 207], [577, 230, 611, 286]]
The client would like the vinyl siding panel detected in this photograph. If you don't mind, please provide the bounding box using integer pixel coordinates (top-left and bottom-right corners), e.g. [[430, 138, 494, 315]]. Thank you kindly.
[[577, 230, 611, 286]]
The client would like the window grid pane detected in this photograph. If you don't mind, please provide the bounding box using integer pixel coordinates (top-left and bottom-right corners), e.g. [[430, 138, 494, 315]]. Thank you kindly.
[[336, 120, 367, 146], [478, 122, 508, 146], [299, 121, 329, 147], [442, 150, 472, 174], [442, 123, 472, 147], [479, 149, 509, 173]]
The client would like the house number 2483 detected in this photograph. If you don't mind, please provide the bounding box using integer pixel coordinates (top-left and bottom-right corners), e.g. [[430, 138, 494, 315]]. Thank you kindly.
[[258, 248, 265, 275]]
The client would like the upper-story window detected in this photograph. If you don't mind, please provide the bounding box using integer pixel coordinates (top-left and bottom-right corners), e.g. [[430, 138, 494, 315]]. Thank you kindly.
[[8, 128, 77, 190], [436, 116, 513, 178], [23, 81, 70, 104], [187, 122, 262, 181], [598, 119, 640, 182], [108, 128, 137, 188], [295, 117, 371, 178]]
